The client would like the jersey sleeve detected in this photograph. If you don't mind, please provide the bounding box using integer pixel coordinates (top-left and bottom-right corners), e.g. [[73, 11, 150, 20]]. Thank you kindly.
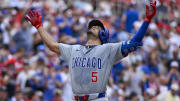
[[58, 43, 72, 62], [109, 42, 123, 63]]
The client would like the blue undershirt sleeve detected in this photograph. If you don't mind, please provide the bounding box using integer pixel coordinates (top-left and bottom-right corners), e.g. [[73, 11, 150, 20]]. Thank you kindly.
[[130, 21, 150, 42], [121, 21, 150, 57]]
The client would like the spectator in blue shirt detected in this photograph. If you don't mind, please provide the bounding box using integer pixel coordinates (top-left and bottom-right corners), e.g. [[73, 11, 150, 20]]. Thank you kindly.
[[122, 4, 139, 33], [165, 61, 180, 89], [43, 66, 63, 101], [13, 19, 33, 55], [112, 62, 124, 83], [141, 54, 159, 75], [55, 8, 73, 36]]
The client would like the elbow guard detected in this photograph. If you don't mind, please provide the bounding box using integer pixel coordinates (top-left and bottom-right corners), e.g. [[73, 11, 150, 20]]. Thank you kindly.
[[121, 41, 143, 57]]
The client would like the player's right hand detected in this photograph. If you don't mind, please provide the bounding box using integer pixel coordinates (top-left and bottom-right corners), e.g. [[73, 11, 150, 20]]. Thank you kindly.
[[25, 10, 42, 29]]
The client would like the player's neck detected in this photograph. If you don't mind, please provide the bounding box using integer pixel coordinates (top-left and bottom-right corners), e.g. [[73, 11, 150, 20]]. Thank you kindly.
[[86, 38, 101, 46]]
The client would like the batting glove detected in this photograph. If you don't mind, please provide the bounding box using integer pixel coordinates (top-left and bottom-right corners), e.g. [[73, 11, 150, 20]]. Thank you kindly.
[[145, 1, 157, 23], [25, 10, 42, 29]]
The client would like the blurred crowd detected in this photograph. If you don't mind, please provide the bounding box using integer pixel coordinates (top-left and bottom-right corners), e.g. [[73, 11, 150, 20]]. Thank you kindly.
[[0, 0, 180, 101]]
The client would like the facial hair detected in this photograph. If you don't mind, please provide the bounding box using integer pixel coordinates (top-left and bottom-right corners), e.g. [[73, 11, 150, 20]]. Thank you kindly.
[[87, 30, 98, 37]]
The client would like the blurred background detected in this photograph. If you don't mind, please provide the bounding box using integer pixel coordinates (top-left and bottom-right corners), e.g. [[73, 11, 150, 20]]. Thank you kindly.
[[0, 0, 180, 101]]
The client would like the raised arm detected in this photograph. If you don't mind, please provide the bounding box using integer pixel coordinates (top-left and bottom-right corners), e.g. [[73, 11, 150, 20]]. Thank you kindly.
[[25, 10, 60, 55], [121, 1, 157, 57], [131, 1, 157, 42]]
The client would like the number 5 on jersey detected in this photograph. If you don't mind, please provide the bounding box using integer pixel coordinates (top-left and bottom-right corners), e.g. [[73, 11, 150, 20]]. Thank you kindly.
[[92, 72, 98, 82]]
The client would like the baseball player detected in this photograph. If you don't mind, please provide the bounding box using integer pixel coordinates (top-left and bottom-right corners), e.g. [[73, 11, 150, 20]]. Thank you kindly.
[[25, 1, 157, 101]]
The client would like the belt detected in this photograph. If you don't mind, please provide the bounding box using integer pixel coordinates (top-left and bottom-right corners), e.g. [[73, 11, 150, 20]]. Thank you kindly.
[[74, 92, 105, 101]]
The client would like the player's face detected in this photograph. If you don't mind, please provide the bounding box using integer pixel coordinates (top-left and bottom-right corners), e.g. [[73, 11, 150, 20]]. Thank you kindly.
[[88, 26, 101, 37]]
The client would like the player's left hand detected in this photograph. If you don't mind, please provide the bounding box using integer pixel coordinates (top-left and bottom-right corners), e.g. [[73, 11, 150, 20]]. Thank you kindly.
[[145, 1, 157, 23]]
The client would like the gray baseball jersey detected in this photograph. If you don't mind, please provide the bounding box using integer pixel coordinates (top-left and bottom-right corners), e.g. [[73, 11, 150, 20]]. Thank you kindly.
[[59, 42, 123, 95]]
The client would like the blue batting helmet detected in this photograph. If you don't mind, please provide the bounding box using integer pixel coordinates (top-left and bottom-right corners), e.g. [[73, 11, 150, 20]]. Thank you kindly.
[[88, 20, 109, 44]]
